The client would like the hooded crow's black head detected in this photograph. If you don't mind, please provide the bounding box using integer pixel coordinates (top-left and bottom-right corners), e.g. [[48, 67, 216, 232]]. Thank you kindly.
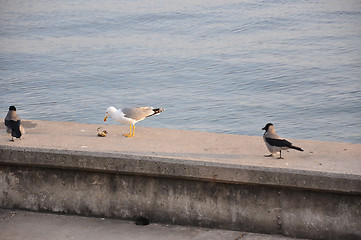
[[9, 106, 16, 111], [262, 123, 273, 131]]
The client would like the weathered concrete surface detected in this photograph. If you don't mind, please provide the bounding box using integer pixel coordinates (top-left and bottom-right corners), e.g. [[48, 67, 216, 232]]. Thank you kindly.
[[1, 120, 361, 239], [0, 120, 360, 193], [0, 209, 308, 240], [1, 164, 360, 239]]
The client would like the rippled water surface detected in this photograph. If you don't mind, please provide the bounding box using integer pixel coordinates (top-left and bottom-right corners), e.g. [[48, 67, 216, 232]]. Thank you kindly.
[[1, 0, 360, 143]]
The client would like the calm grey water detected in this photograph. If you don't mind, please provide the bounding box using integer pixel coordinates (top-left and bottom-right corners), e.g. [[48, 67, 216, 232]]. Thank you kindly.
[[1, 0, 361, 143]]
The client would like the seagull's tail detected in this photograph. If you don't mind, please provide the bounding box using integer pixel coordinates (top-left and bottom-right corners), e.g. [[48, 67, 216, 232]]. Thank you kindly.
[[148, 108, 165, 117], [289, 145, 303, 151]]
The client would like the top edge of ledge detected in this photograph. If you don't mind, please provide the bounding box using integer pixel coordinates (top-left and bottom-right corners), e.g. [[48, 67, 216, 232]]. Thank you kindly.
[[1, 145, 360, 194]]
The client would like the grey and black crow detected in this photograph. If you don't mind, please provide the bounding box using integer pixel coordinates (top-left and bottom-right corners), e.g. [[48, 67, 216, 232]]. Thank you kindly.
[[5, 106, 24, 141], [262, 123, 303, 159]]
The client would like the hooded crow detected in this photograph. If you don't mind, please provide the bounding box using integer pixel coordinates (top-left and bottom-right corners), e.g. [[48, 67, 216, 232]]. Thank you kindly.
[[262, 123, 303, 159], [4, 106, 25, 141]]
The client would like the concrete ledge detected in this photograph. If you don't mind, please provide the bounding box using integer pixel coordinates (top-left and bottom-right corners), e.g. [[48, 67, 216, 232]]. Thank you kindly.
[[0, 146, 360, 194], [1, 120, 361, 239]]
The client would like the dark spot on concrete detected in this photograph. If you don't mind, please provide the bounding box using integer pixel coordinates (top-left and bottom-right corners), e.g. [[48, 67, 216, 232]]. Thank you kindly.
[[135, 216, 150, 225]]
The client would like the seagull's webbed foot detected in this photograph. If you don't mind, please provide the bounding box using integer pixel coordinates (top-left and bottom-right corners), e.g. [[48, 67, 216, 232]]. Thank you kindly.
[[264, 154, 274, 157], [124, 125, 135, 137], [277, 156, 284, 159]]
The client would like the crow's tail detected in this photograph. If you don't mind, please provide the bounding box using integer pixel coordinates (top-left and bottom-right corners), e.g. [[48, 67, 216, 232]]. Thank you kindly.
[[290, 145, 303, 151]]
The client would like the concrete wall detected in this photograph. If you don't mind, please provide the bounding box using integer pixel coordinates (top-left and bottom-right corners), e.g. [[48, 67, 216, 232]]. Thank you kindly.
[[1, 146, 360, 240]]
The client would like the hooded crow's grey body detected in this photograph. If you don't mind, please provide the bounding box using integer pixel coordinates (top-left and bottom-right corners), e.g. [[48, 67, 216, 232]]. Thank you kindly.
[[4, 106, 24, 141], [262, 123, 303, 159]]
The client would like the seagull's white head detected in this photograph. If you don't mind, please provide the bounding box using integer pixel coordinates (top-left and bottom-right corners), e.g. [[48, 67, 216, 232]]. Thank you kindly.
[[104, 106, 117, 121]]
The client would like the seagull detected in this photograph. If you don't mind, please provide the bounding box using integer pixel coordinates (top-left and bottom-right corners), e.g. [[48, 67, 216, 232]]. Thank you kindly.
[[262, 123, 303, 159], [4, 106, 25, 141], [104, 106, 165, 137]]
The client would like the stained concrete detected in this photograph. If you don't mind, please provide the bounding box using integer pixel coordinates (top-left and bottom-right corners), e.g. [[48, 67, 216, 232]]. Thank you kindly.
[[0, 120, 360, 193], [0, 120, 360, 176], [1, 120, 361, 239]]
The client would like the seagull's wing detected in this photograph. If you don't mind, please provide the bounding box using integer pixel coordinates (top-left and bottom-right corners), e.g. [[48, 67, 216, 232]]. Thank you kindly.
[[122, 107, 154, 121], [265, 137, 293, 148]]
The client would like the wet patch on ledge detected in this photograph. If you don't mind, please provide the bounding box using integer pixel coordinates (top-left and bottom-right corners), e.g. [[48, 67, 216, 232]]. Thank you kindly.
[[0, 120, 37, 129]]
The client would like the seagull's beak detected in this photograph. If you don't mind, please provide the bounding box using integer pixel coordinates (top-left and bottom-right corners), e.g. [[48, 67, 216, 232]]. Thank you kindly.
[[104, 115, 108, 121]]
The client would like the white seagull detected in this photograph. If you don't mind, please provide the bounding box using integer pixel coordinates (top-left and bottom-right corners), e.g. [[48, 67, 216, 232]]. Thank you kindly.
[[104, 106, 165, 137], [262, 123, 303, 159]]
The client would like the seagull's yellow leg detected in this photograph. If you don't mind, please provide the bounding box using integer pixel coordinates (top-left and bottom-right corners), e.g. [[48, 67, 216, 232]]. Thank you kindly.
[[124, 124, 132, 137], [124, 124, 135, 137], [130, 124, 135, 137]]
